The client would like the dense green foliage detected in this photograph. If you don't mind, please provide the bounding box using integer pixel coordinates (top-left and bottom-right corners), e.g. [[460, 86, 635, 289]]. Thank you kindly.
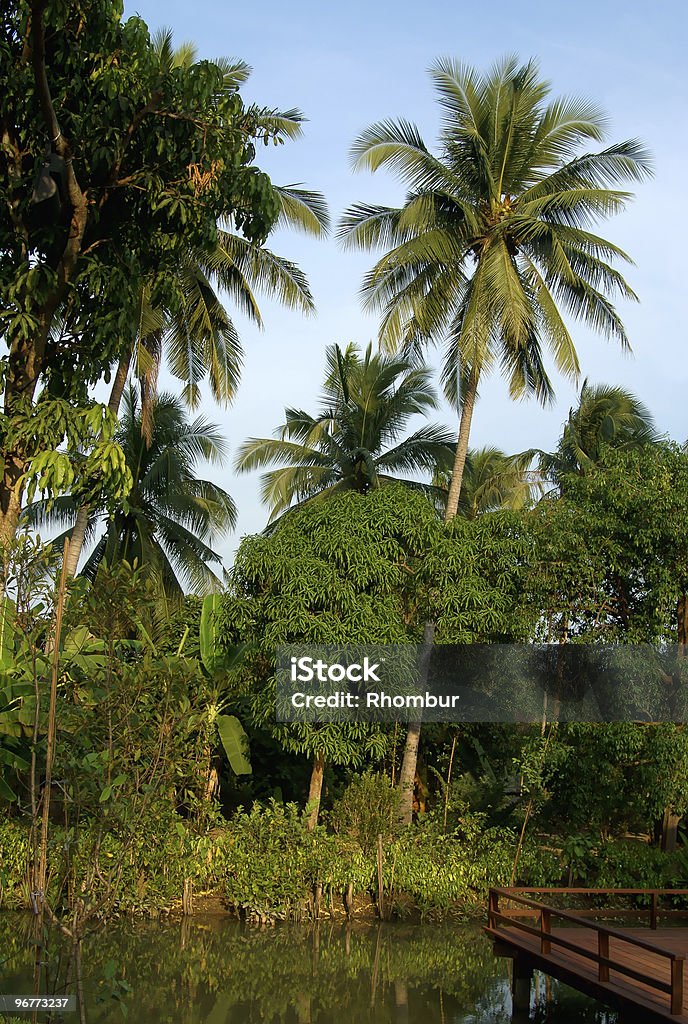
[[1, 27, 685, 974], [0, 0, 281, 540], [26, 387, 237, 599]]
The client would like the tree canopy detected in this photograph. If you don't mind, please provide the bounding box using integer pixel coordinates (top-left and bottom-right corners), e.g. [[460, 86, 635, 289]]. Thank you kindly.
[[0, 0, 282, 543]]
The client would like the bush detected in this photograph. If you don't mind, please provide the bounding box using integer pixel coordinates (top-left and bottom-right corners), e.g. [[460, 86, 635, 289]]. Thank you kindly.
[[0, 820, 30, 908], [217, 801, 317, 919], [328, 772, 400, 855], [594, 838, 672, 889], [0, 804, 227, 914]]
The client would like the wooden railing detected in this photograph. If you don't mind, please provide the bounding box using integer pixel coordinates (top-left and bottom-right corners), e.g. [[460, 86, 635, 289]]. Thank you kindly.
[[488, 887, 688, 1015]]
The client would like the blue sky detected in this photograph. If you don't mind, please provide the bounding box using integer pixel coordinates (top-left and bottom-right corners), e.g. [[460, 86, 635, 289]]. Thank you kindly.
[[125, 0, 687, 568]]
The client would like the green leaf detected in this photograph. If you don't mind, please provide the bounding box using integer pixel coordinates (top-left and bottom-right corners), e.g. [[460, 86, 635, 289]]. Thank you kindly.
[[200, 594, 224, 675], [216, 714, 252, 775], [0, 598, 16, 669], [0, 776, 17, 801]]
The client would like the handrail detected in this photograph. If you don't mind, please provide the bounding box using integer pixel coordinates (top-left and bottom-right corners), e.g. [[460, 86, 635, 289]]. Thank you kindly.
[[496, 886, 688, 896], [490, 887, 687, 954], [487, 887, 686, 1015]]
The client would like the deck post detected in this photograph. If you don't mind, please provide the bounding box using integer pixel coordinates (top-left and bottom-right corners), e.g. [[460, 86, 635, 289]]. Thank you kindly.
[[511, 957, 533, 1014], [598, 931, 609, 983], [488, 888, 499, 928], [541, 908, 551, 954], [671, 958, 683, 1015], [651, 891, 658, 930]]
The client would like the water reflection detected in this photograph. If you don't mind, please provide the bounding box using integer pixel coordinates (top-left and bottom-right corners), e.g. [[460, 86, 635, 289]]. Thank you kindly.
[[0, 914, 616, 1023]]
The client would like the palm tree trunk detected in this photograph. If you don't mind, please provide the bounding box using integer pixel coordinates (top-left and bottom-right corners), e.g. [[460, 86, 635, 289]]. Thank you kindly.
[[106, 353, 132, 418], [401, 362, 478, 827], [306, 751, 325, 830], [63, 352, 131, 578], [444, 367, 480, 523]]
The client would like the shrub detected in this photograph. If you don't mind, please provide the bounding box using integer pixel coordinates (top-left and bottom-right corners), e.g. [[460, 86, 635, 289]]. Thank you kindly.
[[328, 772, 400, 855]]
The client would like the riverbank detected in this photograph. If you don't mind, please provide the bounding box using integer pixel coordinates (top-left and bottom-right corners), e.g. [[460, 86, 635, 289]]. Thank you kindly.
[[0, 802, 677, 923]]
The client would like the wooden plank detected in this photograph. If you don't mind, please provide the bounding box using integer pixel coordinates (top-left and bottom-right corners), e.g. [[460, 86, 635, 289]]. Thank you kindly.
[[486, 925, 688, 1020]]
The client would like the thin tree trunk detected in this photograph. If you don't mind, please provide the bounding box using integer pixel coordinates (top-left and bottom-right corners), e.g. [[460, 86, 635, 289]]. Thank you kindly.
[[107, 353, 132, 418], [0, 454, 25, 551], [408, 367, 479, 807], [36, 538, 70, 913], [306, 751, 325, 830], [397, 621, 434, 825], [397, 721, 421, 827], [444, 367, 480, 522], [63, 352, 132, 578], [443, 731, 458, 832], [662, 808, 680, 853]]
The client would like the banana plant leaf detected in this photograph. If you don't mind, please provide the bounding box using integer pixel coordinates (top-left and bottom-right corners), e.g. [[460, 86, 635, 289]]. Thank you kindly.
[[216, 714, 252, 775]]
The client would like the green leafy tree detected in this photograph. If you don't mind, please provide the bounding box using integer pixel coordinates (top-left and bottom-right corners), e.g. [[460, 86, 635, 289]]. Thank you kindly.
[[526, 442, 688, 645], [63, 175, 328, 578], [530, 380, 659, 489], [524, 442, 688, 849], [27, 388, 235, 601], [0, 1, 282, 545], [235, 342, 454, 521], [339, 55, 652, 521], [221, 486, 531, 824]]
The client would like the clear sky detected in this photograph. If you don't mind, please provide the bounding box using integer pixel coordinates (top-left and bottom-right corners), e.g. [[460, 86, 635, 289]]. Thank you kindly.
[[124, 0, 688, 570]]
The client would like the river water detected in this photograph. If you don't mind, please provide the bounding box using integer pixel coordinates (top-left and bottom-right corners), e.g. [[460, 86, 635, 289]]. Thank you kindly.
[[0, 914, 615, 1023]]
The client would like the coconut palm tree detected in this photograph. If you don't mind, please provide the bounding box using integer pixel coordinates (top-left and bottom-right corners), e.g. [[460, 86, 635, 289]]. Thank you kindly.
[[27, 387, 235, 601], [434, 446, 536, 518], [235, 342, 455, 521], [338, 55, 652, 523], [532, 381, 659, 488]]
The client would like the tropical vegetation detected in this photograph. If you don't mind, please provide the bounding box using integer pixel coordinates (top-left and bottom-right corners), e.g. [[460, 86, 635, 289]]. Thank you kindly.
[[25, 388, 236, 601], [2, 11, 685, 1020]]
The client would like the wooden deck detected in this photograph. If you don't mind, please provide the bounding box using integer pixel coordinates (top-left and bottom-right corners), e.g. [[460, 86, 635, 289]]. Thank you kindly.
[[486, 887, 688, 1021]]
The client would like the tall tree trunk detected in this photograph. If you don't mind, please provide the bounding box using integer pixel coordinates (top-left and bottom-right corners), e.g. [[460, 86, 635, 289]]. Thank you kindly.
[[36, 538, 70, 912], [0, 317, 55, 546], [107, 352, 132, 419], [397, 622, 434, 826], [397, 721, 421, 827], [0, 5, 89, 549], [407, 368, 479, 827], [306, 751, 325, 830], [63, 352, 132, 578], [444, 367, 480, 522], [662, 808, 680, 853], [0, 456, 25, 552]]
